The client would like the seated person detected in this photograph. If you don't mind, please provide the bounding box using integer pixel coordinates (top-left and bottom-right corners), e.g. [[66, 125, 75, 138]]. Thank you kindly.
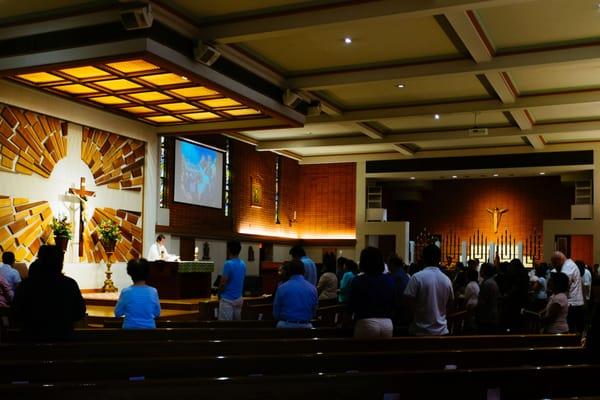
[[147, 234, 178, 261], [0, 275, 13, 308], [317, 256, 338, 301], [273, 260, 317, 328], [115, 258, 161, 329], [13, 245, 86, 341]]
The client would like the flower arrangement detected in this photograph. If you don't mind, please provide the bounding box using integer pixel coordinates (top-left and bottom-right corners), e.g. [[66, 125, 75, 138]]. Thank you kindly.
[[49, 216, 72, 240], [97, 219, 122, 244]]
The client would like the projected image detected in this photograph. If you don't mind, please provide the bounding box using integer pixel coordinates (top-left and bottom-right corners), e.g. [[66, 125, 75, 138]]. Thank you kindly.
[[174, 139, 223, 208]]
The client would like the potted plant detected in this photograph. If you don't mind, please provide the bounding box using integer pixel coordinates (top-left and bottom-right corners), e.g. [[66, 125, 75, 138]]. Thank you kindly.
[[97, 219, 122, 253], [49, 216, 72, 252]]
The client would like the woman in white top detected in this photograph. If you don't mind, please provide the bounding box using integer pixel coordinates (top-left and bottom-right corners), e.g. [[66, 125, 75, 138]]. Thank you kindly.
[[542, 272, 569, 334], [464, 269, 480, 310], [147, 234, 176, 261]]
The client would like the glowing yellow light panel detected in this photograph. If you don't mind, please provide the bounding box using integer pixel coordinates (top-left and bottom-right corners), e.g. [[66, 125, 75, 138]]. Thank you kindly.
[[59, 66, 111, 79], [53, 84, 98, 94], [106, 60, 159, 73], [121, 106, 155, 114], [16, 72, 64, 83], [157, 102, 197, 112], [94, 79, 142, 91], [200, 98, 241, 108], [128, 91, 172, 102], [224, 108, 261, 116], [145, 115, 182, 123], [183, 112, 220, 120], [89, 96, 130, 105], [170, 86, 219, 98], [139, 73, 189, 86]]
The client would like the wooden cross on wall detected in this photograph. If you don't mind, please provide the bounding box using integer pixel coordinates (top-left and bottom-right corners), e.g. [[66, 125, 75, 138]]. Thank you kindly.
[[69, 177, 95, 257]]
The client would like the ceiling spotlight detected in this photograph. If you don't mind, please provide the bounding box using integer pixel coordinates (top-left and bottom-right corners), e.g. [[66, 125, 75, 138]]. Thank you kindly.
[[493, 173, 499, 177], [434, 114, 441, 120], [397, 83, 405, 89], [539, 172, 546, 175], [344, 37, 352, 44], [410, 177, 415, 180], [452, 175, 458, 179], [181, 76, 189, 80]]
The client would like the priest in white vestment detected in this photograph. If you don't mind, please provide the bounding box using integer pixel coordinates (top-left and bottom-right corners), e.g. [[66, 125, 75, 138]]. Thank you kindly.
[[147, 234, 178, 261]]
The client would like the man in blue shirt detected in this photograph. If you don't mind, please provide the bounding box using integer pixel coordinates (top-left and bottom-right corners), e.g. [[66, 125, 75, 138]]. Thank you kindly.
[[0, 252, 21, 293], [273, 259, 317, 328], [290, 245, 317, 286], [218, 240, 246, 320]]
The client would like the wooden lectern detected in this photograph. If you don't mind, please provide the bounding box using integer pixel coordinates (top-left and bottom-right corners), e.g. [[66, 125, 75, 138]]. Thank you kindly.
[[147, 260, 215, 299]]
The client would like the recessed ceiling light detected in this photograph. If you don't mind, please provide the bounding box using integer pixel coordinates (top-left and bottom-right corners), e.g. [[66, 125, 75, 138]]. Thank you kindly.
[[410, 177, 415, 180], [539, 172, 545, 175], [397, 83, 405, 89], [344, 37, 352, 44], [181, 76, 189, 80], [493, 173, 499, 177], [452, 175, 458, 179], [434, 114, 440, 120]]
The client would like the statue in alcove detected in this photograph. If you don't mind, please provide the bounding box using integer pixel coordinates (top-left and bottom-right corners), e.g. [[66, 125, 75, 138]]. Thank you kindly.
[[248, 246, 255, 262], [202, 241, 210, 260]]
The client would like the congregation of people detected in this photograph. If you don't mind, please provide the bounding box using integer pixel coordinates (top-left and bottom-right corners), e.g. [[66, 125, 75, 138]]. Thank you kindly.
[[0, 238, 598, 342]]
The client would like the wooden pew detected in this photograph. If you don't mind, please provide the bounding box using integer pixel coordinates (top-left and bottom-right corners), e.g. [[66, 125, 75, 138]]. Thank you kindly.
[[102, 319, 279, 328], [5, 327, 353, 342], [0, 346, 587, 384], [0, 334, 581, 361], [2, 363, 599, 400]]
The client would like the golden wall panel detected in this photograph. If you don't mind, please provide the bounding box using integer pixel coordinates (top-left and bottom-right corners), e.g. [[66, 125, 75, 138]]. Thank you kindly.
[[0, 105, 67, 178], [0, 195, 52, 261]]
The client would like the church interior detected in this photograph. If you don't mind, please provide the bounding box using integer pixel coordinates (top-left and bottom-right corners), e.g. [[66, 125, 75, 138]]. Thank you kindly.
[[2, 0, 600, 398]]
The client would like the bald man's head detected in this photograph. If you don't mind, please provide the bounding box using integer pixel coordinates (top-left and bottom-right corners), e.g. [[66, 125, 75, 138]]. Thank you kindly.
[[551, 251, 567, 270]]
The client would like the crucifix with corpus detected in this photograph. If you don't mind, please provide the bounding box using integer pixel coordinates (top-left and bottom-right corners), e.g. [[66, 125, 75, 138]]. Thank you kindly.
[[487, 207, 508, 234], [69, 177, 95, 257]]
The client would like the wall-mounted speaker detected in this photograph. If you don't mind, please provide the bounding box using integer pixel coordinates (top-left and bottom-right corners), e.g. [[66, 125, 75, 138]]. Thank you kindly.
[[120, 4, 153, 30], [194, 42, 221, 66]]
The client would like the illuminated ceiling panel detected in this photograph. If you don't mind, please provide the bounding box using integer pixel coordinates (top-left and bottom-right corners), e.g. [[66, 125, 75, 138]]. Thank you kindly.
[[94, 79, 142, 91], [157, 102, 198, 111], [183, 112, 220, 120], [106, 60, 159, 73], [200, 98, 241, 108], [224, 108, 261, 116], [53, 84, 98, 94], [170, 86, 219, 97], [138, 73, 189, 86], [16, 72, 64, 83], [9, 58, 266, 125], [59, 66, 111, 79]]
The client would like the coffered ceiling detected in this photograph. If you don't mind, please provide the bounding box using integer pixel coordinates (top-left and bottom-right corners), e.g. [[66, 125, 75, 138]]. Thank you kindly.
[[2, 0, 600, 164]]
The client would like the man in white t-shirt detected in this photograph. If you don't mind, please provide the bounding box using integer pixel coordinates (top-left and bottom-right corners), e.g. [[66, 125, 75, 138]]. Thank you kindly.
[[147, 234, 178, 261], [404, 244, 454, 336], [551, 251, 584, 333]]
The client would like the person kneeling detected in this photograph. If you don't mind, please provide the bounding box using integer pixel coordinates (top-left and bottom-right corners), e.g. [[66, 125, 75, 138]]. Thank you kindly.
[[115, 258, 161, 329], [273, 260, 317, 328]]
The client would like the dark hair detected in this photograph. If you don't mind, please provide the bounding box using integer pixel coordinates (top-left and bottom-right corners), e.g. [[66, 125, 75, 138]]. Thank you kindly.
[[480, 262, 496, 279], [467, 268, 479, 282], [575, 260, 586, 280], [322, 252, 336, 274], [467, 259, 478, 269], [422, 244, 441, 267], [337, 256, 347, 267], [227, 240, 241, 256], [288, 259, 305, 276], [387, 254, 404, 273], [2, 251, 15, 265], [34, 245, 64, 277], [156, 234, 165, 242], [455, 262, 465, 271], [289, 245, 306, 259], [359, 247, 384, 275], [535, 262, 549, 278], [550, 272, 569, 294], [344, 259, 358, 274], [127, 258, 150, 282]]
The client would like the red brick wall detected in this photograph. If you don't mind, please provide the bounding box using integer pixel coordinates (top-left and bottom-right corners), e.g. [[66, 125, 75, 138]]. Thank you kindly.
[[164, 137, 355, 239], [297, 163, 356, 238], [384, 176, 573, 258]]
